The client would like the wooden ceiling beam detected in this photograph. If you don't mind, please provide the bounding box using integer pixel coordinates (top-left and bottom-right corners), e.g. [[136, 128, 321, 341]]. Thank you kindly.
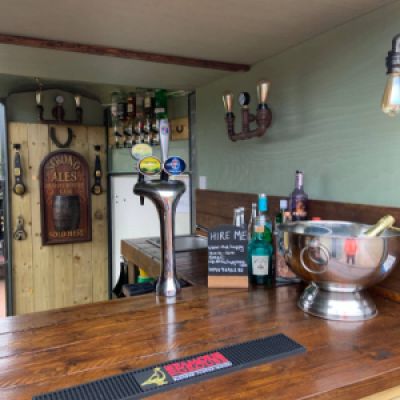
[[0, 33, 251, 72]]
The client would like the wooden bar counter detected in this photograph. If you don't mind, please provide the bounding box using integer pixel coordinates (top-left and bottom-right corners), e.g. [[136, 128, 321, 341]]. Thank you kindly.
[[2, 246, 400, 399]]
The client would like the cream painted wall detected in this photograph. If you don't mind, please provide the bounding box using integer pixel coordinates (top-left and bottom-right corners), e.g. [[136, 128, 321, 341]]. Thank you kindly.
[[197, 1, 400, 207]]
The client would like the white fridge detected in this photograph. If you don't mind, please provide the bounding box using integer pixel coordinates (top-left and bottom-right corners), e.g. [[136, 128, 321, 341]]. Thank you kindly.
[[109, 174, 191, 288]]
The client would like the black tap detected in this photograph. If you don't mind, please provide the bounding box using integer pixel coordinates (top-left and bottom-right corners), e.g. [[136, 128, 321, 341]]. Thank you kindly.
[[137, 173, 145, 205]]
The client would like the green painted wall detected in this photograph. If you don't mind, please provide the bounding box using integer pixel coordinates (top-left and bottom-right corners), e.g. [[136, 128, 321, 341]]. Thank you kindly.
[[197, 2, 400, 207]]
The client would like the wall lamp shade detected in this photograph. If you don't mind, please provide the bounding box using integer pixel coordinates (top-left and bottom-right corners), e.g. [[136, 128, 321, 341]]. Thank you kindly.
[[382, 34, 400, 116]]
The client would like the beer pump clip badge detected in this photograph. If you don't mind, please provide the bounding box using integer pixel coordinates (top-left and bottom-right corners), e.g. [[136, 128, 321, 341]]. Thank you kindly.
[[163, 156, 186, 176], [138, 156, 162, 176], [131, 143, 153, 161]]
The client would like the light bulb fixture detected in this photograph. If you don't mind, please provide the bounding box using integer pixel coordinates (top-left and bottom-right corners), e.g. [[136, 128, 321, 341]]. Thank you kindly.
[[382, 34, 400, 116]]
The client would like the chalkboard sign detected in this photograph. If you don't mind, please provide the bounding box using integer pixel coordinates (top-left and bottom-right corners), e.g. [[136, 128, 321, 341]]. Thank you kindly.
[[208, 224, 248, 289]]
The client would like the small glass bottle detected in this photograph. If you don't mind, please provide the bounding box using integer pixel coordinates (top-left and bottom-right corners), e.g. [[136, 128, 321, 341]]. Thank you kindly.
[[289, 170, 308, 221], [233, 208, 241, 227], [239, 207, 245, 229], [247, 202, 257, 242], [248, 216, 273, 287]]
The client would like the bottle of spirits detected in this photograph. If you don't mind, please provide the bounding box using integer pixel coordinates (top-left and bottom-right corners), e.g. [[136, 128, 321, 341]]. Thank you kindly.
[[233, 208, 241, 227], [248, 216, 273, 287], [247, 202, 257, 242], [275, 199, 288, 225], [155, 89, 168, 120], [258, 194, 272, 242], [289, 170, 308, 221], [239, 207, 245, 229]]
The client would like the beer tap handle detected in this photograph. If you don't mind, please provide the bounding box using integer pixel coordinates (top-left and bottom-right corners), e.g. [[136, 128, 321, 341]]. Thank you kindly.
[[138, 173, 145, 205]]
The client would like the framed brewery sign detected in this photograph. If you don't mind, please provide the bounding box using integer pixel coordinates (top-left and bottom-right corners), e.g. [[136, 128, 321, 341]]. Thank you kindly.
[[40, 150, 92, 245], [208, 225, 248, 289]]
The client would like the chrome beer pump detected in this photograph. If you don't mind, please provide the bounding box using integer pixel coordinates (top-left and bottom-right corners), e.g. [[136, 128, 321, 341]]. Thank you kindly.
[[222, 80, 272, 141], [133, 119, 186, 297]]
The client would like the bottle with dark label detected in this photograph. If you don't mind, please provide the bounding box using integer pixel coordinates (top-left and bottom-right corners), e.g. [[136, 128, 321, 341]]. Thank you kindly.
[[155, 89, 168, 120], [127, 92, 136, 120], [248, 216, 273, 287], [288, 170, 308, 221], [247, 202, 257, 242]]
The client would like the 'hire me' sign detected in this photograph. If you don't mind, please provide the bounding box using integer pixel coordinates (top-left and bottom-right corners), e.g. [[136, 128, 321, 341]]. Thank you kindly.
[[208, 224, 248, 289]]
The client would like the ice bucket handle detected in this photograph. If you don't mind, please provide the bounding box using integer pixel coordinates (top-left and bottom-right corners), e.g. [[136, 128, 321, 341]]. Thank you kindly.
[[300, 239, 330, 274]]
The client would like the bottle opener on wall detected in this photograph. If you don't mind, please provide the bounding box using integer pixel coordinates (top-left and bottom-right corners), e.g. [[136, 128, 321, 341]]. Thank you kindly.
[[12, 144, 26, 196], [91, 145, 103, 195], [13, 216, 27, 241], [50, 127, 74, 148]]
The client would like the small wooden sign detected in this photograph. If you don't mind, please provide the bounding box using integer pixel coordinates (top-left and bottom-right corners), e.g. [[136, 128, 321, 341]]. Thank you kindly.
[[208, 225, 248, 289], [40, 150, 91, 245]]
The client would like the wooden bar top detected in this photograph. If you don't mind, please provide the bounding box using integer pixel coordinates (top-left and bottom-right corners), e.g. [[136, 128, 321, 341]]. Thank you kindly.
[[2, 246, 400, 399]]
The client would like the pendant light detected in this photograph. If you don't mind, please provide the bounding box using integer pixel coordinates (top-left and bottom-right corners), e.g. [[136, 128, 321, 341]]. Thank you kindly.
[[382, 34, 400, 116]]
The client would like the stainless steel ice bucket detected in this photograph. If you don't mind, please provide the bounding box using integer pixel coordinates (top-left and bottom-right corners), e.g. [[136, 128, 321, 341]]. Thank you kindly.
[[278, 220, 400, 321]]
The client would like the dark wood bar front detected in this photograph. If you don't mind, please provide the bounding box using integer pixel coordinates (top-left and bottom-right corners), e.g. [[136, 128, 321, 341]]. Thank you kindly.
[[1, 249, 400, 399]]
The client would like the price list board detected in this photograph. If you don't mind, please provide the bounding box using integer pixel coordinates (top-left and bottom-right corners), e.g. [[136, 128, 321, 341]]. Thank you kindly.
[[208, 225, 248, 289]]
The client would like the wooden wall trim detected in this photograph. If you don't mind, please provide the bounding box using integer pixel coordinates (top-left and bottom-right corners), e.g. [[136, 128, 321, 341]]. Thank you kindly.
[[196, 189, 400, 227], [0, 33, 251, 72]]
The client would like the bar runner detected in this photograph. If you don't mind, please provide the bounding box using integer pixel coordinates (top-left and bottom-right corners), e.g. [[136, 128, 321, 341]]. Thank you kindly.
[[33, 333, 305, 400]]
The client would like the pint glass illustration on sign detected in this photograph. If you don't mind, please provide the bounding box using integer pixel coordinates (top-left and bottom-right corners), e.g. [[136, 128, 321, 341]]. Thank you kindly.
[[40, 150, 92, 245]]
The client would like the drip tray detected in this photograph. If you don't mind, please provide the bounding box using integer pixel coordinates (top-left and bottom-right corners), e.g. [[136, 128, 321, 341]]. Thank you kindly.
[[122, 279, 191, 297], [33, 333, 305, 400], [147, 235, 208, 252]]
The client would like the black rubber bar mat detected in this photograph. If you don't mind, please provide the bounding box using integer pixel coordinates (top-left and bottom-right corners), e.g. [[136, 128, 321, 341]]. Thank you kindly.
[[33, 333, 305, 400]]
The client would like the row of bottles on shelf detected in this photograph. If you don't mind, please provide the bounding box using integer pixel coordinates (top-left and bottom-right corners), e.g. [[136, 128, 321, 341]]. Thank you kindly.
[[233, 170, 308, 287], [110, 89, 168, 148]]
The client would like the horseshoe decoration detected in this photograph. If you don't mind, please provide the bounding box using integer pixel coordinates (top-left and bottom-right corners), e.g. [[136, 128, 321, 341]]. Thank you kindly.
[[50, 126, 74, 148], [13, 144, 26, 196]]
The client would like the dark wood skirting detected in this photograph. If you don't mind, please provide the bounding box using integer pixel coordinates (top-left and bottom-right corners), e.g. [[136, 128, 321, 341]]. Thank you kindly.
[[196, 189, 400, 302]]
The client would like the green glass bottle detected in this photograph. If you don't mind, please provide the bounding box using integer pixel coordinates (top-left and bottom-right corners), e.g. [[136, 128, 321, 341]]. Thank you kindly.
[[248, 216, 273, 287], [155, 89, 168, 120]]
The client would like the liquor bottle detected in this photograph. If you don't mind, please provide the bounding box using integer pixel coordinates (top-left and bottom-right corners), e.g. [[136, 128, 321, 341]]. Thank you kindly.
[[258, 194, 272, 242], [143, 91, 154, 144], [155, 89, 168, 120], [239, 207, 245, 229], [127, 92, 136, 120], [135, 92, 145, 143], [288, 170, 308, 221], [275, 199, 288, 225], [247, 202, 257, 242], [233, 208, 241, 227], [248, 216, 273, 287]]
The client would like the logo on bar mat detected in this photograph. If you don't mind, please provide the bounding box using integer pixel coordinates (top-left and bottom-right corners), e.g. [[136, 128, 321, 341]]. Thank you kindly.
[[134, 352, 233, 392]]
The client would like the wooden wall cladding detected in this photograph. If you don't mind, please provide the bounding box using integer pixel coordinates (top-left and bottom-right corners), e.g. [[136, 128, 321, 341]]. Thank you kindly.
[[196, 189, 400, 303], [8, 123, 108, 315]]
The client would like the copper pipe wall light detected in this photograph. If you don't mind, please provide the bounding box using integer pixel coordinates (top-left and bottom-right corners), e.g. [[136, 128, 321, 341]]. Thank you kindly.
[[36, 90, 83, 125], [382, 34, 400, 117], [222, 80, 272, 141]]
